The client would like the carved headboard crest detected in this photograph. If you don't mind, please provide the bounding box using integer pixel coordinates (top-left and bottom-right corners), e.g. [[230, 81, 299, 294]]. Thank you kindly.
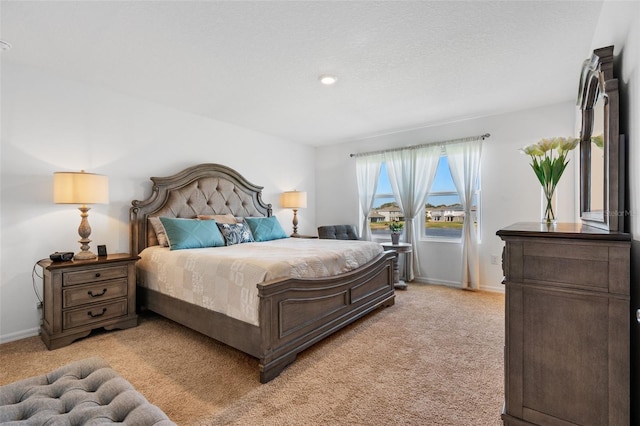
[[130, 163, 272, 255]]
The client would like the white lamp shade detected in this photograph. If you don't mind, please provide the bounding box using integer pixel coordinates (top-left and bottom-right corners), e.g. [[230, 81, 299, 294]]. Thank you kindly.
[[54, 171, 109, 204], [281, 190, 307, 209]]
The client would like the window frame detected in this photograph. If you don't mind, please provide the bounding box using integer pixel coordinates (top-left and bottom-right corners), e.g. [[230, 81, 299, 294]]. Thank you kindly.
[[368, 154, 482, 243], [368, 163, 400, 241], [420, 152, 482, 243]]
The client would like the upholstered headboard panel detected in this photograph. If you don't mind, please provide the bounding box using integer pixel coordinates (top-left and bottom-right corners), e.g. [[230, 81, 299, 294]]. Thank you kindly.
[[130, 164, 272, 255]]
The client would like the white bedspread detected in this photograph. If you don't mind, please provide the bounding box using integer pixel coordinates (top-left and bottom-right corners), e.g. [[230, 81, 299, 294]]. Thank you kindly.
[[136, 238, 384, 326]]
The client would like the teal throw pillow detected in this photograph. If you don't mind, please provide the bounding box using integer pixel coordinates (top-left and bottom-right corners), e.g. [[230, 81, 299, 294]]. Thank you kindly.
[[159, 217, 226, 250], [244, 216, 288, 242]]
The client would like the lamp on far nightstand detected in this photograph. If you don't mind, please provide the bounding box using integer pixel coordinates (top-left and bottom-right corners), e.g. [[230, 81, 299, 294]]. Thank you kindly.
[[54, 170, 109, 260], [281, 190, 307, 237]]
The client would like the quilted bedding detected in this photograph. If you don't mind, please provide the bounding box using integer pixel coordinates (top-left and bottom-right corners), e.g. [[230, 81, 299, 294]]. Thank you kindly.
[[136, 238, 383, 326]]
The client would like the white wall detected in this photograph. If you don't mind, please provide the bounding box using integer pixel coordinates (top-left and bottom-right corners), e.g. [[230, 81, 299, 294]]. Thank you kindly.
[[0, 63, 317, 342], [316, 101, 578, 291]]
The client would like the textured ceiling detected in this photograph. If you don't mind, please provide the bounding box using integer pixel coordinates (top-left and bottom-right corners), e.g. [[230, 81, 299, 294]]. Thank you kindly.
[[1, 1, 604, 146]]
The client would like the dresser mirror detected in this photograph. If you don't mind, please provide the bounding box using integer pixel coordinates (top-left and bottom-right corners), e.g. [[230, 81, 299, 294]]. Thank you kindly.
[[577, 45, 623, 232]]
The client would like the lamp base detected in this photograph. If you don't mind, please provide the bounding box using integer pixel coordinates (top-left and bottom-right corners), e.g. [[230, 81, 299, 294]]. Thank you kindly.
[[74, 250, 97, 260], [75, 206, 96, 260], [291, 208, 299, 236]]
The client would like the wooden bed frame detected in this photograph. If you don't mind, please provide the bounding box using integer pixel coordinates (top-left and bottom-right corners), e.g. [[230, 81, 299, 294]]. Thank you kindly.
[[130, 163, 396, 383]]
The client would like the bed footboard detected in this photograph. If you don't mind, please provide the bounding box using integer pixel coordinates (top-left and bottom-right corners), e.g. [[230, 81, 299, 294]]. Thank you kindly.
[[257, 250, 396, 383], [137, 250, 395, 383]]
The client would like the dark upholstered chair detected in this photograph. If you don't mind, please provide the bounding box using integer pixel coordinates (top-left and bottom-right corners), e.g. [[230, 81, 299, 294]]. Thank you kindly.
[[317, 224, 359, 240]]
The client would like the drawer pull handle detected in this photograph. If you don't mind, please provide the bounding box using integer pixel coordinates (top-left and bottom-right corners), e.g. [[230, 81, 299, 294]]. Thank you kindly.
[[88, 308, 107, 318], [95, 273, 101, 278], [88, 288, 107, 298]]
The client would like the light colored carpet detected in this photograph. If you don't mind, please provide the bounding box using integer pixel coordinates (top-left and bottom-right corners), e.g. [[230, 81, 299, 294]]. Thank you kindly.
[[0, 284, 505, 425]]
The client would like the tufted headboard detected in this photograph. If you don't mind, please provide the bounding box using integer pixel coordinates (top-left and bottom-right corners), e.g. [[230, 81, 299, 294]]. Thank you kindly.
[[130, 163, 272, 256]]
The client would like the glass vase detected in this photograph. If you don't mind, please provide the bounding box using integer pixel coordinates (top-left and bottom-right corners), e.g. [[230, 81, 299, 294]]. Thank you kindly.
[[541, 187, 557, 225]]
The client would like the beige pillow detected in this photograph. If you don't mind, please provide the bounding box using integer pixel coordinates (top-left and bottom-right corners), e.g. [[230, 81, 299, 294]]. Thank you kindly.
[[197, 214, 237, 224], [148, 216, 169, 247]]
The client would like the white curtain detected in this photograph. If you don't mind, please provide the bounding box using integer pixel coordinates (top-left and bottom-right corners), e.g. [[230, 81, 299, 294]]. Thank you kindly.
[[385, 145, 440, 280], [446, 140, 483, 289], [355, 154, 383, 241]]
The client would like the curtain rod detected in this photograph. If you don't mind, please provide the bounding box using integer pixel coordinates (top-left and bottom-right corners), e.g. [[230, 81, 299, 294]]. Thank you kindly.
[[349, 133, 490, 158]]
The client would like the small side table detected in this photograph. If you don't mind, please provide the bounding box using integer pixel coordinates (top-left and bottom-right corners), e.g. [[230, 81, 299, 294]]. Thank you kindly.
[[380, 242, 413, 290], [290, 234, 318, 239]]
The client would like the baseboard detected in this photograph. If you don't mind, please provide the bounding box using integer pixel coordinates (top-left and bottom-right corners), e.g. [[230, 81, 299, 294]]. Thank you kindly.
[[412, 277, 504, 293], [480, 284, 505, 293], [412, 277, 460, 287], [0, 327, 39, 344]]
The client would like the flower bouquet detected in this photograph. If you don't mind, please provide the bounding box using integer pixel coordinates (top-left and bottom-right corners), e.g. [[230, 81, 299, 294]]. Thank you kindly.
[[520, 137, 579, 224], [389, 219, 403, 233]]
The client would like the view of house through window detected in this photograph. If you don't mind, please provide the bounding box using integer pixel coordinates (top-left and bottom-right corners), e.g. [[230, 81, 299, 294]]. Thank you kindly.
[[369, 156, 479, 239], [370, 163, 401, 237]]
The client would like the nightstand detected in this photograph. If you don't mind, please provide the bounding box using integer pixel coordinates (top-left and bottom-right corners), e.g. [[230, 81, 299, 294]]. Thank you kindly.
[[290, 234, 318, 239], [380, 242, 412, 290], [38, 253, 139, 349]]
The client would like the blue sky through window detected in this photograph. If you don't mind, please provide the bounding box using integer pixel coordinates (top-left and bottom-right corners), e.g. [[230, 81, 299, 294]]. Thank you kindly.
[[373, 158, 460, 208]]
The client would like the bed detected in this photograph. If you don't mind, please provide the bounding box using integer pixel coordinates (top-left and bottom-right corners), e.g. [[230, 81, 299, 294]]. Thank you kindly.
[[130, 163, 396, 383]]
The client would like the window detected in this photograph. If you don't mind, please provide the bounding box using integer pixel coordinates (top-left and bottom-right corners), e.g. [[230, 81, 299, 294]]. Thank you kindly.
[[424, 154, 479, 240], [368, 156, 480, 240], [369, 163, 402, 237]]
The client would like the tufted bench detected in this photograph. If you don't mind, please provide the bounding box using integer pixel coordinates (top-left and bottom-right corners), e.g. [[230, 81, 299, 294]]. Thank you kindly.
[[0, 357, 175, 425]]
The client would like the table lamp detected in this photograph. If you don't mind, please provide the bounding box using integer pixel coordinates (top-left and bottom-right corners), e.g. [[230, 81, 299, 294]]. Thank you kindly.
[[281, 190, 307, 237], [54, 170, 109, 260]]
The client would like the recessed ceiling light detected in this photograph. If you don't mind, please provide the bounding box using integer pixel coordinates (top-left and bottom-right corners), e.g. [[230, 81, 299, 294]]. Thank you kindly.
[[0, 40, 12, 51], [319, 74, 337, 85]]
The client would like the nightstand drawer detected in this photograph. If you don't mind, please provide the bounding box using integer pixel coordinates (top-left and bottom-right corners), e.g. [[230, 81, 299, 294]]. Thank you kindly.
[[63, 299, 128, 330], [63, 265, 129, 286], [63, 279, 128, 309]]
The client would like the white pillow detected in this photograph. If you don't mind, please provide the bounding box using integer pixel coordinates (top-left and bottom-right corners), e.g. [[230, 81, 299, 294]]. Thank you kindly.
[[196, 214, 237, 224]]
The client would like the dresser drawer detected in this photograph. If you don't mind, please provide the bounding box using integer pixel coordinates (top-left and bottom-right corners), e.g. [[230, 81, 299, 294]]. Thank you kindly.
[[63, 279, 128, 309], [63, 299, 128, 330], [63, 264, 129, 286]]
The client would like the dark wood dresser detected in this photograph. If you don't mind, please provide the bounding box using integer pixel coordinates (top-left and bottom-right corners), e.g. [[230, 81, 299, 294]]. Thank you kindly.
[[497, 222, 631, 426]]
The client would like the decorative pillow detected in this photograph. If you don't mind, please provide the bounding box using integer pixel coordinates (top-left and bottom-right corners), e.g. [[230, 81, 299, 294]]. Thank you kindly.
[[244, 216, 288, 242], [197, 214, 237, 224], [159, 217, 225, 250], [148, 217, 169, 247], [216, 222, 255, 246]]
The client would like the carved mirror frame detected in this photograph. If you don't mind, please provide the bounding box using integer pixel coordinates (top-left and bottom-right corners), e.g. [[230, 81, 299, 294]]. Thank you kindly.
[[577, 45, 622, 232]]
